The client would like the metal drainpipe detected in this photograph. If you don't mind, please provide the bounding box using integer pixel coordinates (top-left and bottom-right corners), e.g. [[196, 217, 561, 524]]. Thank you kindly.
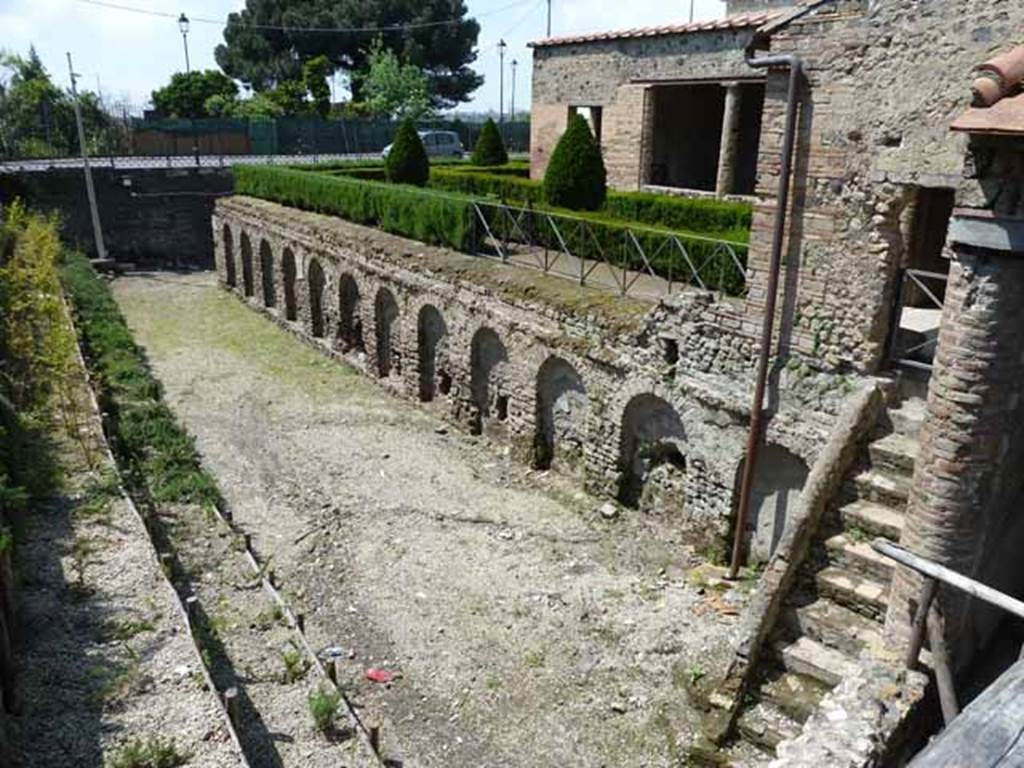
[[727, 52, 805, 580]]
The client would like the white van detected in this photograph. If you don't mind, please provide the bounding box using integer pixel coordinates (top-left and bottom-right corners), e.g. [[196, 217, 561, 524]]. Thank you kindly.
[[382, 130, 464, 159]]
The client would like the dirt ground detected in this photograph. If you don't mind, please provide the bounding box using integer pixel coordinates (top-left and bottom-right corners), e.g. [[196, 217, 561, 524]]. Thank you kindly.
[[113, 270, 750, 768]]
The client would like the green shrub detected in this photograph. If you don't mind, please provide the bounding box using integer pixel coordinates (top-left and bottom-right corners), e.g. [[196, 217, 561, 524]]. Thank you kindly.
[[543, 113, 607, 211], [234, 165, 476, 251], [309, 687, 342, 733], [471, 118, 508, 166], [107, 736, 189, 768], [385, 118, 429, 186]]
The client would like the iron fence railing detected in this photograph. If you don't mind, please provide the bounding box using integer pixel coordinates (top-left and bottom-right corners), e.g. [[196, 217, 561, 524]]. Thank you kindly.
[[469, 200, 749, 299], [888, 267, 949, 371]]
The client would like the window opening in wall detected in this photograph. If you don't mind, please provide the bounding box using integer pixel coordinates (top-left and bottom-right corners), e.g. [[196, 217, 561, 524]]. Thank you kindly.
[[889, 187, 955, 371], [570, 105, 603, 145], [647, 81, 764, 195]]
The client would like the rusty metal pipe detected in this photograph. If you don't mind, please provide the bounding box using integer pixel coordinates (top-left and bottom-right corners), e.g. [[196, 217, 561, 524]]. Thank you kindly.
[[728, 52, 804, 580]]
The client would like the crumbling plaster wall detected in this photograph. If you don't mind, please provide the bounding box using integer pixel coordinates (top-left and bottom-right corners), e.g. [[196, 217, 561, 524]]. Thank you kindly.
[[213, 196, 850, 554]]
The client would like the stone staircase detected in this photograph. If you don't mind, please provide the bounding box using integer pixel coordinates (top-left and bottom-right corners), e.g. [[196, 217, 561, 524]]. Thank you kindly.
[[728, 395, 926, 762]]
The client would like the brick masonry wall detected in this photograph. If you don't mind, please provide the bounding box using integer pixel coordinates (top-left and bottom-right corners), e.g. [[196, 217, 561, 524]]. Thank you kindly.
[[0, 167, 232, 267], [213, 196, 852, 554]]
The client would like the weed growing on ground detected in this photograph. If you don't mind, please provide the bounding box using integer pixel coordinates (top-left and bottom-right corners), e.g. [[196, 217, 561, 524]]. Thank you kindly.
[[107, 735, 189, 768], [280, 641, 309, 683], [308, 686, 342, 733], [108, 617, 156, 641], [523, 648, 546, 669], [688, 662, 706, 686]]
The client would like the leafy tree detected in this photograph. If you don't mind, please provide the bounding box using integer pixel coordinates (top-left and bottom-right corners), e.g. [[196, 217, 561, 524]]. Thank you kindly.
[[151, 70, 238, 119], [214, 0, 482, 108], [303, 55, 332, 119], [470, 118, 507, 166], [543, 114, 607, 211], [357, 40, 432, 120], [0, 46, 112, 158], [385, 118, 429, 186]]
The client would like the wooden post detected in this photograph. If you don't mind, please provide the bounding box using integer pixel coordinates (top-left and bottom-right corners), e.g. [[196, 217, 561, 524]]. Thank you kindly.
[[927, 607, 960, 726], [906, 578, 938, 669], [243, 533, 252, 551], [185, 595, 199, 624], [369, 725, 380, 753], [224, 686, 240, 726]]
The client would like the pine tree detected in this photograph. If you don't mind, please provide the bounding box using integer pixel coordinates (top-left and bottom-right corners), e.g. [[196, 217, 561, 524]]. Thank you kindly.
[[471, 118, 508, 166], [386, 118, 430, 186], [543, 114, 607, 211]]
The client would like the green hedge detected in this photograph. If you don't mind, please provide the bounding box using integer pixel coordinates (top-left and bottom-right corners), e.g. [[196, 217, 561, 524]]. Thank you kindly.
[[236, 165, 748, 296], [235, 165, 477, 251], [60, 254, 221, 505]]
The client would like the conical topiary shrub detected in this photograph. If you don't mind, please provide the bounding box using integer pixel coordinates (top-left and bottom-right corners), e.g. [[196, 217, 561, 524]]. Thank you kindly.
[[471, 118, 508, 166], [543, 113, 607, 211], [386, 118, 430, 186]]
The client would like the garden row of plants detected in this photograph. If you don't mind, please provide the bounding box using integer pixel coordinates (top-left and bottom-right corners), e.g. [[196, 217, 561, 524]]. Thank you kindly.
[[240, 117, 750, 295]]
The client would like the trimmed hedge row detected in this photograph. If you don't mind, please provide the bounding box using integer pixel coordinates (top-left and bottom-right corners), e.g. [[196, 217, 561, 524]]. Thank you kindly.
[[235, 165, 748, 296], [235, 165, 477, 251]]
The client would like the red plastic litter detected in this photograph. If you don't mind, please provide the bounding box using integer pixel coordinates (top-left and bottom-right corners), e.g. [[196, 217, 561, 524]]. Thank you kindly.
[[365, 668, 397, 684]]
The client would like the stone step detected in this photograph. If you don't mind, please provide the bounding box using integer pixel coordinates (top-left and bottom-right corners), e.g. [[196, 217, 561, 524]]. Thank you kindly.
[[868, 432, 920, 476], [889, 398, 927, 439], [825, 534, 896, 582], [774, 635, 860, 688], [852, 469, 910, 508], [815, 566, 889, 621], [840, 499, 904, 541], [736, 699, 802, 755], [781, 596, 884, 658], [760, 667, 833, 724]]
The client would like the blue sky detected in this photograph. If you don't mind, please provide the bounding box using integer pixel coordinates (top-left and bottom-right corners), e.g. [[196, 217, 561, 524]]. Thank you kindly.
[[0, 0, 727, 114]]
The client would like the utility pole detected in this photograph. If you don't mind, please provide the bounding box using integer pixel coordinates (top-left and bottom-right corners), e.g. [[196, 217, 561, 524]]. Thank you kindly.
[[510, 60, 518, 123], [547, 0, 552, 36], [67, 52, 107, 263], [689, 0, 695, 23], [498, 39, 507, 125]]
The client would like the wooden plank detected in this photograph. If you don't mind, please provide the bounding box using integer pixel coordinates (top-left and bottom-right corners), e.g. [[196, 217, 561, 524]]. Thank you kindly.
[[910, 659, 1024, 766]]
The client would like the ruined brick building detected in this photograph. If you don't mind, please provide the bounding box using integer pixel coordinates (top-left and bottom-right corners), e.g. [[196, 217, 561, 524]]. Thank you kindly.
[[212, 0, 1024, 763]]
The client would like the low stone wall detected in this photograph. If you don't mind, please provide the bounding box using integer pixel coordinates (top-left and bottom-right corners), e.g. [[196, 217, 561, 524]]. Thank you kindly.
[[213, 196, 855, 554]]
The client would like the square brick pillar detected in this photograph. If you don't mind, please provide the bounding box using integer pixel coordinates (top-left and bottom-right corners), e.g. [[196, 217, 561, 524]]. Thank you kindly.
[[885, 211, 1024, 670]]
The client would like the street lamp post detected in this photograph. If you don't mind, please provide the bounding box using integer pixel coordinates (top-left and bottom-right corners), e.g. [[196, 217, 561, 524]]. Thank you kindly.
[[178, 13, 191, 73], [498, 39, 507, 125]]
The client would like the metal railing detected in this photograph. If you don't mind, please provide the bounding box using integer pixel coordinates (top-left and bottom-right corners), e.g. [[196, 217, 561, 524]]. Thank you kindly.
[[469, 200, 749, 300], [873, 539, 1024, 729], [888, 268, 949, 371]]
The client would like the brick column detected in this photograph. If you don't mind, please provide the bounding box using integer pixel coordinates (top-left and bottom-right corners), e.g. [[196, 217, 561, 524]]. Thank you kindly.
[[886, 233, 1024, 668], [715, 83, 743, 198]]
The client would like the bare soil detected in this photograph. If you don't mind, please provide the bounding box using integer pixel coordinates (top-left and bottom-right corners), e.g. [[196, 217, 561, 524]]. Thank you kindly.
[[112, 270, 751, 768], [7, 302, 242, 768]]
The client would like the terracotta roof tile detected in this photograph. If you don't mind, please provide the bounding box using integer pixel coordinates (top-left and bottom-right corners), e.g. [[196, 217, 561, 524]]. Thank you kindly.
[[528, 10, 780, 49], [953, 45, 1024, 135], [952, 92, 1024, 136]]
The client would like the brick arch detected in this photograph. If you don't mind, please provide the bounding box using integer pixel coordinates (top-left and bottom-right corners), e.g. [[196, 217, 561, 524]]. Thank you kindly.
[[374, 286, 400, 378], [470, 326, 509, 435], [535, 355, 588, 471], [336, 272, 364, 352], [222, 223, 237, 287], [259, 239, 275, 308], [307, 257, 326, 338], [239, 232, 255, 297], [733, 444, 808, 565], [281, 247, 298, 321], [617, 393, 687, 509], [417, 304, 448, 402]]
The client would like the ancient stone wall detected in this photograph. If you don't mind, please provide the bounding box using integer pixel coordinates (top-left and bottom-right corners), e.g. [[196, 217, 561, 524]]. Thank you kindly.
[[213, 196, 849, 556]]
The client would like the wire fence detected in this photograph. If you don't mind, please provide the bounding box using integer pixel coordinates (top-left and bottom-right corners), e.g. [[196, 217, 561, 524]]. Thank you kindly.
[[0, 116, 530, 165]]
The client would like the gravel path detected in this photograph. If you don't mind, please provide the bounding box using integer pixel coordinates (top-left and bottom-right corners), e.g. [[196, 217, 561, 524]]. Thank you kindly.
[[7, 303, 243, 768], [113, 270, 749, 768]]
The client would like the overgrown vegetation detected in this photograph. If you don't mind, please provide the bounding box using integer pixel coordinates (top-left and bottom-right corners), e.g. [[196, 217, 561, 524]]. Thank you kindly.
[[543, 113, 607, 211], [308, 686, 342, 733], [0, 202, 79, 536], [385, 118, 430, 186], [470, 118, 508, 166], [59, 253, 221, 506], [107, 735, 190, 768]]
